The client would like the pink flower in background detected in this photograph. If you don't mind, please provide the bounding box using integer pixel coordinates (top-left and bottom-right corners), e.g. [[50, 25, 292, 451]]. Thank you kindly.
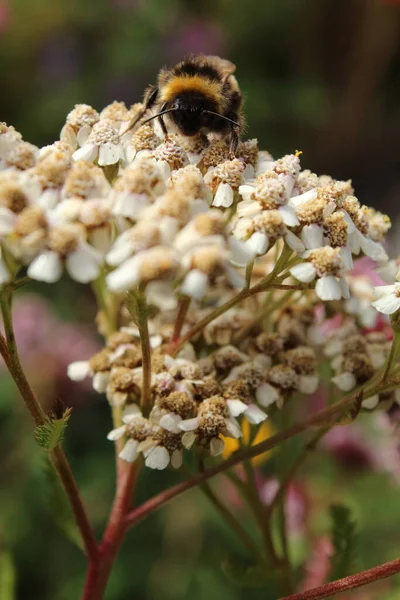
[[0, 2, 10, 34], [323, 425, 375, 470], [166, 21, 224, 63], [260, 479, 309, 536], [300, 536, 333, 592], [0, 294, 99, 399]]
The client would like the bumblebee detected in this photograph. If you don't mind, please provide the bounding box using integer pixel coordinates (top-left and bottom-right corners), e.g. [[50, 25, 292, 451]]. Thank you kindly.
[[122, 55, 244, 157]]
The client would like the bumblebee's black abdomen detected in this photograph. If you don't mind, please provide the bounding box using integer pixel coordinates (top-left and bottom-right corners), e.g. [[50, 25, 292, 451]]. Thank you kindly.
[[172, 62, 221, 82]]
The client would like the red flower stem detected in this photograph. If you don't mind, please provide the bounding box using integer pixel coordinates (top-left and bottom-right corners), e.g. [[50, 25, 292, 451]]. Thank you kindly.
[[81, 462, 138, 600], [278, 557, 400, 600], [170, 295, 191, 347]]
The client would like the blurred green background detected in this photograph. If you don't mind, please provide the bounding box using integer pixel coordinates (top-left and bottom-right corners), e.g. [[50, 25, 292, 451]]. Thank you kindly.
[[1, 0, 400, 598]]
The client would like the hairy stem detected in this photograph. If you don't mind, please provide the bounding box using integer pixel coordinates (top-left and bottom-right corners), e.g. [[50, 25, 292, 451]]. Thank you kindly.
[[0, 287, 98, 562], [81, 463, 138, 600], [279, 557, 400, 600]]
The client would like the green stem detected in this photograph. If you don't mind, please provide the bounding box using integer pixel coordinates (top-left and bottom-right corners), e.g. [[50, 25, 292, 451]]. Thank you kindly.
[[173, 246, 294, 354], [383, 331, 400, 381], [199, 473, 262, 562], [92, 273, 118, 336], [242, 459, 279, 566], [127, 288, 152, 414]]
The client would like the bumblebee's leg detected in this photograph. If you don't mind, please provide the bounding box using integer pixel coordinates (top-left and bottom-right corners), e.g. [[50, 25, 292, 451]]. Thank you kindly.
[[120, 85, 158, 136], [157, 102, 169, 139], [229, 124, 240, 158]]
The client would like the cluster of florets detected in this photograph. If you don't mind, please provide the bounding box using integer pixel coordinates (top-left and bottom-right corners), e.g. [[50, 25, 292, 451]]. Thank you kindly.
[[68, 304, 321, 469], [0, 101, 392, 299], [2, 101, 399, 470]]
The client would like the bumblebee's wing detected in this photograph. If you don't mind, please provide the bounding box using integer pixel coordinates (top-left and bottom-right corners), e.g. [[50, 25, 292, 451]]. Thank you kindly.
[[204, 55, 236, 79]]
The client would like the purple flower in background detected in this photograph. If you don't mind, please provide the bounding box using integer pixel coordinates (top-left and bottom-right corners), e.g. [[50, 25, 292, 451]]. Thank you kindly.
[[39, 34, 79, 85], [1, 294, 99, 399], [260, 478, 309, 536], [0, 2, 10, 34], [166, 21, 224, 63]]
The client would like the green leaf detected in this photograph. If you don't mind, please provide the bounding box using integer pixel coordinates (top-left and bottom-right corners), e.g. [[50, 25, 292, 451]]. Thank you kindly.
[[221, 556, 279, 587], [0, 551, 16, 600], [330, 504, 358, 579], [34, 407, 72, 451], [43, 458, 83, 552]]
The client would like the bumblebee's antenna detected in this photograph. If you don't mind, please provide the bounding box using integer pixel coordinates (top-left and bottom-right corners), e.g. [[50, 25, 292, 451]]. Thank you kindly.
[[141, 108, 178, 125], [203, 110, 239, 127]]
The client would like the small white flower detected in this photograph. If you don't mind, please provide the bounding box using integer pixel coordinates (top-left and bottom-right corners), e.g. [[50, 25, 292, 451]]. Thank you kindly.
[[212, 182, 234, 208], [72, 119, 124, 166], [372, 283, 400, 315]]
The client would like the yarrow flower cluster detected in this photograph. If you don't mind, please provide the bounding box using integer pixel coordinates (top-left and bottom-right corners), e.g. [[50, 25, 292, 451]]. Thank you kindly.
[[1, 102, 400, 471]]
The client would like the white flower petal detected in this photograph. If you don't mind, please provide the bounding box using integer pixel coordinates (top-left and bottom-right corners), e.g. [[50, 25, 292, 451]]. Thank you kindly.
[[182, 431, 197, 449], [298, 375, 319, 394], [76, 124, 92, 147], [225, 263, 245, 289], [226, 399, 248, 417], [340, 277, 350, 299], [179, 417, 199, 432], [301, 224, 324, 249], [229, 236, 255, 267], [289, 189, 317, 207], [362, 395, 379, 410], [244, 404, 267, 424], [106, 231, 135, 266], [315, 276, 342, 301], [279, 204, 299, 227], [160, 413, 182, 433], [332, 372, 356, 392], [372, 294, 400, 315], [66, 243, 102, 283], [373, 284, 397, 299], [93, 372, 109, 393], [210, 437, 225, 456], [72, 143, 98, 162], [180, 269, 209, 300], [106, 257, 140, 292], [224, 417, 242, 439], [28, 251, 63, 283], [359, 236, 388, 262], [285, 231, 305, 253], [107, 425, 126, 441], [0, 207, 16, 235], [98, 143, 122, 166], [290, 262, 316, 283], [256, 382, 279, 407], [67, 361, 90, 381], [340, 246, 353, 271], [145, 445, 170, 470], [119, 439, 139, 462], [246, 231, 269, 256], [212, 182, 234, 208]]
